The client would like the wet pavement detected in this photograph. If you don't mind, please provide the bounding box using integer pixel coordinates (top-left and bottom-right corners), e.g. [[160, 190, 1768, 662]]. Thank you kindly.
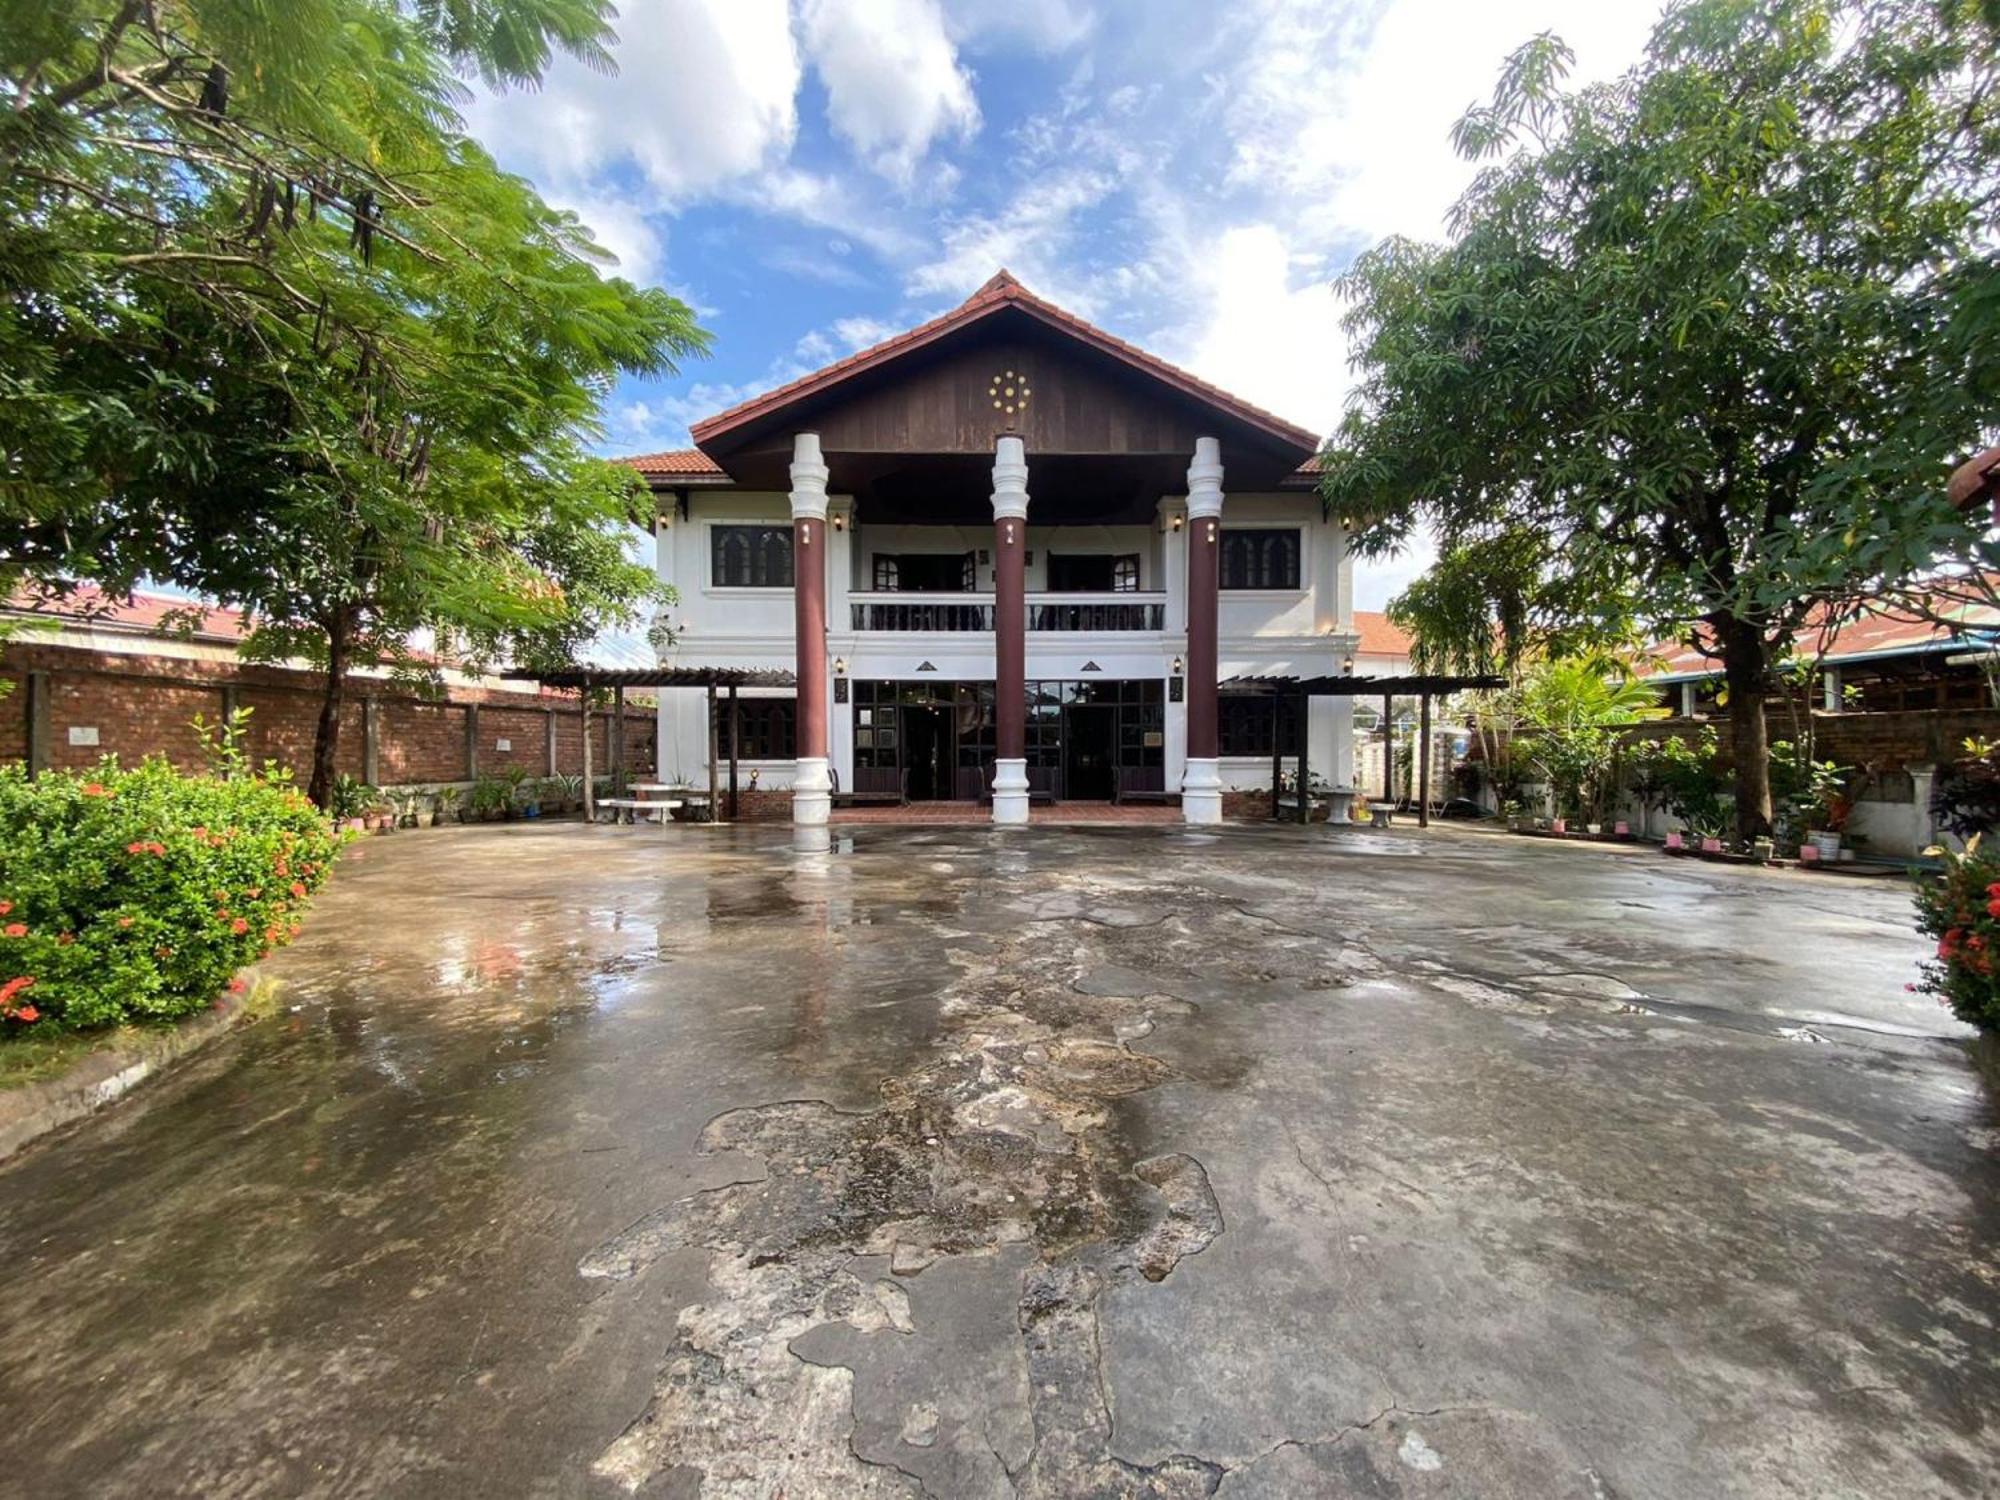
[[0, 821, 1995, 1498]]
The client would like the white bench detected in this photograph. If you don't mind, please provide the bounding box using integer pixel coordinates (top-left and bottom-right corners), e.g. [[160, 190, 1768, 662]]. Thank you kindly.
[[597, 797, 682, 825]]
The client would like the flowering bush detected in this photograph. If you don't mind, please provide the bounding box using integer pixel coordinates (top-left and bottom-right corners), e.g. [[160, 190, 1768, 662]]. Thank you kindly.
[[1911, 834, 2000, 1032], [0, 758, 339, 1034]]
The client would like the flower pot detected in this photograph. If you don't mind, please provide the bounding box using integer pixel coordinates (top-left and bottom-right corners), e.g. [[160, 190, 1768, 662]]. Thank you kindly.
[[1550, 817, 1567, 834], [1701, 836, 1724, 854], [1614, 820, 1630, 837], [341, 817, 366, 834], [1799, 843, 1821, 864], [1752, 837, 1775, 862], [1811, 830, 1842, 860], [1586, 822, 1602, 836], [1665, 831, 1684, 851]]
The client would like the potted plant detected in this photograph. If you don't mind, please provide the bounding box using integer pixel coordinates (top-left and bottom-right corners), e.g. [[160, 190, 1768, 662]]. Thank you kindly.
[[367, 793, 395, 833], [1664, 829, 1685, 851], [397, 790, 424, 829], [517, 776, 543, 819], [470, 776, 507, 822], [431, 786, 461, 826], [1808, 794, 1853, 862], [500, 765, 530, 820], [328, 773, 371, 834]]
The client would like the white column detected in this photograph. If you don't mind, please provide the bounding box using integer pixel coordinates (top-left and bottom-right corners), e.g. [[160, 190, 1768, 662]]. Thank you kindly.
[[1821, 665, 1841, 713], [790, 434, 833, 827], [990, 436, 1031, 827], [1182, 436, 1225, 826]]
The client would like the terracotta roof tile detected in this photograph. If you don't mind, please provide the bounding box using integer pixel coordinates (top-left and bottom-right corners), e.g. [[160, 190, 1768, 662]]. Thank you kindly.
[[1353, 611, 1413, 657], [688, 270, 1320, 454], [5, 585, 250, 642], [621, 448, 726, 478]]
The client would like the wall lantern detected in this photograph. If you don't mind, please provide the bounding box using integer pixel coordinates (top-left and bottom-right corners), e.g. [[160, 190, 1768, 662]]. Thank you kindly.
[[831, 512, 846, 532], [1341, 654, 1356, 676], [833, 656, 847, 677], [1171, 655, 1184, 676], [1170, 514, 1184, 532]]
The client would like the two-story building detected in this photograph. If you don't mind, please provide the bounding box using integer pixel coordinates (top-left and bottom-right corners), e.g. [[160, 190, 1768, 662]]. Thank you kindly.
[[626, 271, 1357, 825]]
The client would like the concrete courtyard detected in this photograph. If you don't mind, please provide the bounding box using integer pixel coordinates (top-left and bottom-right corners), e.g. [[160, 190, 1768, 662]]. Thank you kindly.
[[0, 822, 1994, 1498]]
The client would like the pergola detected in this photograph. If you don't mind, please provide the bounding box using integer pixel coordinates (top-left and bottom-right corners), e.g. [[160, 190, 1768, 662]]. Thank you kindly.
[[1221, 672, 1508, 827], [503, 666, 796, 822]]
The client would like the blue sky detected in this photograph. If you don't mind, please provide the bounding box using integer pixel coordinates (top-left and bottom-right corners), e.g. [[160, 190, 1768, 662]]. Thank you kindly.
[[465, 0, 1664, 609]]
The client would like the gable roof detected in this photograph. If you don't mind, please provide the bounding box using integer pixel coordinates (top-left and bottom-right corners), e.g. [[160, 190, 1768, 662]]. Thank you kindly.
[[687, 270, 1320, 456]]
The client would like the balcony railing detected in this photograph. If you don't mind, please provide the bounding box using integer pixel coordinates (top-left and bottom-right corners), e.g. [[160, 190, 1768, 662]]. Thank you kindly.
[[848, 591, 1165, 632]]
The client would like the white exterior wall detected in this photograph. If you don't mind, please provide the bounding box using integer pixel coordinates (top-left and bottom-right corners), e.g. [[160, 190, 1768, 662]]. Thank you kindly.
[[659, 485, 1359, 797]]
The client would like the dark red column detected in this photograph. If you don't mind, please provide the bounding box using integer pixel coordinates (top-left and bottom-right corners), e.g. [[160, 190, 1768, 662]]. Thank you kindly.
[[1186, 510, 1219, 761], [995, 518, 1025, 760], [795, 512, 828, 763], [789, 433, 832, 825], [990, 435, 1030, 823]]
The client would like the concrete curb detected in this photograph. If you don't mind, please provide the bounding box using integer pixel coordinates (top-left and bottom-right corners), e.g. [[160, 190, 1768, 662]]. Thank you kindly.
[[0, 974, 265, 1164]]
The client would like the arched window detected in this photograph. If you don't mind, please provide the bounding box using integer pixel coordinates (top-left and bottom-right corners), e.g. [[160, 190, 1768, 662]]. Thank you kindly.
[[1219, 529, 1301, 590], [711, 525, 794, 587]]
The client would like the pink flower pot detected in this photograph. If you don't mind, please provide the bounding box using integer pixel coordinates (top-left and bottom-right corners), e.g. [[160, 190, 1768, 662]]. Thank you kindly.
[[1701, 836, 1724, 854], [1665, 831, 1684, 850], [1550, 818, 1567, 834], [1799, 844, 1820, 864], [1614, 821, 1630, 837]]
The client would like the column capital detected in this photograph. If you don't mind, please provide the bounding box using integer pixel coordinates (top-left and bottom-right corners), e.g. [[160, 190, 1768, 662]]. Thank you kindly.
[[991, 434, 1029, 521], [789, 431, 829, 521], [1186, 435, 1224, 520]]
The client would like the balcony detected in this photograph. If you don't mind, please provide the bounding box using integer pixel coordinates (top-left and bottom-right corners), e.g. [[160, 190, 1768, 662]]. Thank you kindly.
[[848, 592, 1166, 632]]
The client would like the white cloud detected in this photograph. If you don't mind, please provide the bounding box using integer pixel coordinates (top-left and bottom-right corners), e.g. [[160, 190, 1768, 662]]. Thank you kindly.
[[800, 0, 981, 184], [1178, 224, 1344, 437], [942, 0, 1095, 52], [902, 168, 1117, 306]]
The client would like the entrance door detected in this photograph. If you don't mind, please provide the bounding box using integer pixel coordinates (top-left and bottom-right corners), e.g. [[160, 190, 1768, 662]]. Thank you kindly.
[[1062, 705, 1116, 800], [900, 705, 954, 800]]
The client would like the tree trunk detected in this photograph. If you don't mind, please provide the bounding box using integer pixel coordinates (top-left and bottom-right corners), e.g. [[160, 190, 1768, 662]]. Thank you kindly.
[[1722, 618, 1773, 843], [307, 609, 354, 809]]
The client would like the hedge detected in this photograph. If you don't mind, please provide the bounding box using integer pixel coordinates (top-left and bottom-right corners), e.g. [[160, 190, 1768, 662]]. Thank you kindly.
[[0, 758, 340, 1033]]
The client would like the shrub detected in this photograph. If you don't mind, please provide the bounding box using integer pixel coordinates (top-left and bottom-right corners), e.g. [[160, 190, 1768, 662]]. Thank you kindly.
[[0, 758, 340, 1034], [1911, 834, 2000, 1032]]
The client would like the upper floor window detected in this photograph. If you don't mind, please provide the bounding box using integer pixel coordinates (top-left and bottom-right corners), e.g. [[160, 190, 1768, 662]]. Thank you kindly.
[[712, 525, 793, 588], [872, 552, 975, 592], [1219, 529, 1301, 591], [1048, 553, 1142, 592]]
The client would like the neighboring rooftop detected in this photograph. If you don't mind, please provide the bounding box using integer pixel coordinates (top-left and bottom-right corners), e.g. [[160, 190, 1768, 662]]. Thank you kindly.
[[1640, 577, 2000, 682], [1353, 611, 1413, 658]]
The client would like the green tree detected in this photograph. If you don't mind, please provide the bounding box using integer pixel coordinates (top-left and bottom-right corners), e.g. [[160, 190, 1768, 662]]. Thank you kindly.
[[1, 1, 707, 803], [1505, 656, 1664, 823], [1322, 0, 1999, 842]]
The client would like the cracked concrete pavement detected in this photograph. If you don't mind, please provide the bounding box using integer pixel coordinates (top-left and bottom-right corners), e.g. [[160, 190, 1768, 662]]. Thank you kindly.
[[0, 821, 1994, 1497]]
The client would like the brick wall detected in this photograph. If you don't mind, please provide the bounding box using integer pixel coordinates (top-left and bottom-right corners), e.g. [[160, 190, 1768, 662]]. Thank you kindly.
[[1, 642, 654, 788]]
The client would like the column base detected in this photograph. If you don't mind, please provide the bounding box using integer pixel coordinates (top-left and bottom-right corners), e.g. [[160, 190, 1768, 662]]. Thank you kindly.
[[792, 756, 832, 827], [1181, 757, 1223, 826], [991, 758, 1030, 826]]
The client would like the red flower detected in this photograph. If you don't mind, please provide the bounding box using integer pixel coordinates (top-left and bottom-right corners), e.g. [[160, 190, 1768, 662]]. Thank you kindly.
[[12, 1005, 38, 1024], [81, 782, 109, 797], [57, 933, 74, 946], [125, 841, 148, 855], [1986, 896, 2000, 919], [2, 923, 25, 939], [226, 977, 247, 993], [0, 901, 11, 916], [155, 945, 174, 959], [289, 882, 307, 899], [117, 915, 134, 929], [230, 918, 250, 935], [0, 976, 34, 1006]]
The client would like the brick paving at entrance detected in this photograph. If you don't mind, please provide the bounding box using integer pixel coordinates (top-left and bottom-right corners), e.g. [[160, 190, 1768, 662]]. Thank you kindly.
[[830, 802, 1179, 824]]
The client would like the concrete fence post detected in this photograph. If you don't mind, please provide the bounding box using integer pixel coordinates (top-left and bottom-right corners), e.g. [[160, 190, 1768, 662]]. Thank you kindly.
[[363, 697, 381, 786], [545, 708, 558, 777], [465, 703, 481, 780], [26, 671, 51, 778]]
